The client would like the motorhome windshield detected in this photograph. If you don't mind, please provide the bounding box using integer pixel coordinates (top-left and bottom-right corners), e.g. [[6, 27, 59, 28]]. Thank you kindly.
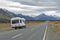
[[12, 20, 19, 24]]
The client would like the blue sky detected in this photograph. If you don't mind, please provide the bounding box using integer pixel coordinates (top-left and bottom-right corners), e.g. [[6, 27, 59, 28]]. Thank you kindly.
[[0, 0, 60, 17]]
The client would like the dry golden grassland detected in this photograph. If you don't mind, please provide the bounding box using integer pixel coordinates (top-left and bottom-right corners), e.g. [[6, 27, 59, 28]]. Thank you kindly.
[[0, 23, 10, 29], [0, 21, 45, 29], [49, 21, 60, 34], [26, 20, 45, 27]]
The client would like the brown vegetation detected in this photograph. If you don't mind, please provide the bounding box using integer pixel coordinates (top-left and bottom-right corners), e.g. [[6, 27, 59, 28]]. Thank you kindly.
[[0, 21, 45, 29], [48, 21, 60, 34], [0, 23, 10, 29], [26, 20, 45, 27]]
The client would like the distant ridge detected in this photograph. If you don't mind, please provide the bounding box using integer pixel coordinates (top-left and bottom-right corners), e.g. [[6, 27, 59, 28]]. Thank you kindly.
[[0, 8, 60, 22], [35, 13, 60, 20]]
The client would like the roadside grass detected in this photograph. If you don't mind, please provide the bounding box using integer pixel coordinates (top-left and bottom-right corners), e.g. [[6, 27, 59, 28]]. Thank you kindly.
[[26, 20, 45, 27], [0, 23, 10, 28], [48, 21, 60, 34], [0, 23, 13, 32], [0, 20, 45, 32]]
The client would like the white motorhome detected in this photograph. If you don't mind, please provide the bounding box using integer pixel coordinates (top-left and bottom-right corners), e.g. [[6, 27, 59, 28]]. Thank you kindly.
[[11, 17, 26, 29]]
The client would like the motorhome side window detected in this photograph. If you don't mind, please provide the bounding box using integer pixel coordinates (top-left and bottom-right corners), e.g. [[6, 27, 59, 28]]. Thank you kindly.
[[12, 20, 19, 24], [20, 20, 22, 23], [22, 20, 25, 23]]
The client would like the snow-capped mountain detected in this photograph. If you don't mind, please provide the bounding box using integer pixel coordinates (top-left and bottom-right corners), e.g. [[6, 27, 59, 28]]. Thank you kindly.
[[0, 8, 34, 20], [35, 13, 60, 20], [0, 8, 60, 21], [15, 14, 34, 20]]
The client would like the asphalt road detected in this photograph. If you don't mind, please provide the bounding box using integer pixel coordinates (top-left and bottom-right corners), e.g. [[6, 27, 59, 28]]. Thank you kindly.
[[0, 22, 48, 40]]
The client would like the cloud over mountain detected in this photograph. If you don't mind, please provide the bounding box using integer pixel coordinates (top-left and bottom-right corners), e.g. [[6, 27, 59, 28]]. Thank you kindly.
[[0, 0, 60, 17], [0, 8, 60, 21]]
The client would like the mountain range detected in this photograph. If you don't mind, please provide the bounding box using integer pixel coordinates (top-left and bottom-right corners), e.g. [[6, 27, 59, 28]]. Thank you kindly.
[[35, 13, 60, 20], [0, 8, 60, 22]]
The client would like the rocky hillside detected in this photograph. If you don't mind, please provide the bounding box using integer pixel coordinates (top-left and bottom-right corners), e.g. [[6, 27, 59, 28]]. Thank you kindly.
[[0, 8, 14, 23]]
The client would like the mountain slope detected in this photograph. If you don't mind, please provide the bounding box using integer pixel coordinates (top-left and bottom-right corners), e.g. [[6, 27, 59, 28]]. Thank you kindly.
[[16, 14, 34, 20], [0, 8, 16, 22], [0, 8, 60, 22], [0, 8, 34, 22]]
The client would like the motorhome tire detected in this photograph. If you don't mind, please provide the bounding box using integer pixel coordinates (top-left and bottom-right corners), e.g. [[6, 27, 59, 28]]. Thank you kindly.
[[15, 27, 17, 29]]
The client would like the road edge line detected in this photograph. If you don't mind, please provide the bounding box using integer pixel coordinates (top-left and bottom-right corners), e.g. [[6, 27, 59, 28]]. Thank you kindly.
[[43, 24, 48, 40]]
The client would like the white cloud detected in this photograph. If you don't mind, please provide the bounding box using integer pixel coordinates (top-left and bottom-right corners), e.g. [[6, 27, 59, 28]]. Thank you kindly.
[[44, 11, 56, 15], [0, 0, 59, 17], [44, 11, 60, 17]]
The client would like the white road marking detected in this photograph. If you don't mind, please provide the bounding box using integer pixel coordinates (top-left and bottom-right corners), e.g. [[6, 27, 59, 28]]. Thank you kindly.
[[11, 33, 23, 39], [43, 24, 48, 40]]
